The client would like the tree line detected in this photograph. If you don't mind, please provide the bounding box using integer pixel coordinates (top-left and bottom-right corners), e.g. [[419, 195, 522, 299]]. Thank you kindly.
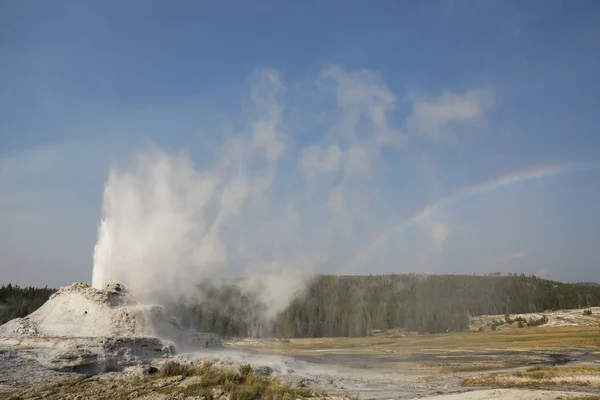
[[0, 284, 56, 325], [2, 274, 600, 337], [167, 273, 600, 337]]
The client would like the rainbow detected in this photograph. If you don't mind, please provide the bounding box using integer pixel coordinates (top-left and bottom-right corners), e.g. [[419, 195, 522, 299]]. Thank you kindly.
[[340, 161, 598, 273]]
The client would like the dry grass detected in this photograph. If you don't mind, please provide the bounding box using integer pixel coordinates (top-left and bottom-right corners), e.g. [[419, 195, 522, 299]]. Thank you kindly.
[[438, 361, 526, 373], [0, 361, 330, 400], [245, 326, 600, 355], [462, 364, 600, 389]]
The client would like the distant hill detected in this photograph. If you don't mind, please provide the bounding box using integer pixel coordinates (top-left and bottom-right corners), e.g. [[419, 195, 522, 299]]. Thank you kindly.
[[579, 281, 600, 287]]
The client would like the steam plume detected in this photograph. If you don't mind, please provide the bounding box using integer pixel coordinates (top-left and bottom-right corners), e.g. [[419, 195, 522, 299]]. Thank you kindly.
[[90, 66, 464, 321]]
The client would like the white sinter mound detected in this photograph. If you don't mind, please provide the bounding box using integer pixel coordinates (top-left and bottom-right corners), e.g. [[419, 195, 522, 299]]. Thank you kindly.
[[0, 282, 151, 338], [0, 282, 221, 381]]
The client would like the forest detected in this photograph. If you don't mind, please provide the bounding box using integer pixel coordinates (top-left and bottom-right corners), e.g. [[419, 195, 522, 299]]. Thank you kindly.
[[168, 273, 600, 337], [2, 274, 600, 336], [0, 284, 56, 325]]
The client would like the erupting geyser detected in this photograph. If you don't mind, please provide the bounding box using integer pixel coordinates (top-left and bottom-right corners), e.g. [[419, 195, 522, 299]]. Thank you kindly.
[[89, 67, 402, 317]]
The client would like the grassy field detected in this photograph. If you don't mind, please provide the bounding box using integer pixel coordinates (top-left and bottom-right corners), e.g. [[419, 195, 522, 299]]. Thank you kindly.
[[227, 325, 600, 378], [233, 325, 600, 355], [462, 364, 600, 389]]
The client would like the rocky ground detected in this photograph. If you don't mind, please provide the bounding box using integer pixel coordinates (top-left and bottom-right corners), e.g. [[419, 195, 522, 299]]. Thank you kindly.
[[0, 359, 343, 400]]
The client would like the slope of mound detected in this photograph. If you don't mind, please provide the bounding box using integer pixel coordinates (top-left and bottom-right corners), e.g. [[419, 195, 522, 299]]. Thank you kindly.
[[0, 282, 152, 338]]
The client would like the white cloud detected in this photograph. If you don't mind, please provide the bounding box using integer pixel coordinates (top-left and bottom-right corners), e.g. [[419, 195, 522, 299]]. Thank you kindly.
[[311, 65, 407, 216], [409, 88, 493, 138], [320, 65, 406, 147]]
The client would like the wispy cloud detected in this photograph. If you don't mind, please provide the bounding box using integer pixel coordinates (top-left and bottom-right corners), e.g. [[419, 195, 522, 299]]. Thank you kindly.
[[297, 65, 410, 223], [408, 88, 494, 139], [299, 66, 406, 183], [320, 65, 405, 148]]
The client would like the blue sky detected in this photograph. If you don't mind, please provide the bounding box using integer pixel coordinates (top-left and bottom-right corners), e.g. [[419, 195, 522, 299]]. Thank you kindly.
[[1, 0, 600, 287]]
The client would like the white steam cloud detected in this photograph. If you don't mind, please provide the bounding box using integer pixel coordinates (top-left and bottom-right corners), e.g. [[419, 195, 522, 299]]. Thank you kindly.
[[91, 66, 491, 320]]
